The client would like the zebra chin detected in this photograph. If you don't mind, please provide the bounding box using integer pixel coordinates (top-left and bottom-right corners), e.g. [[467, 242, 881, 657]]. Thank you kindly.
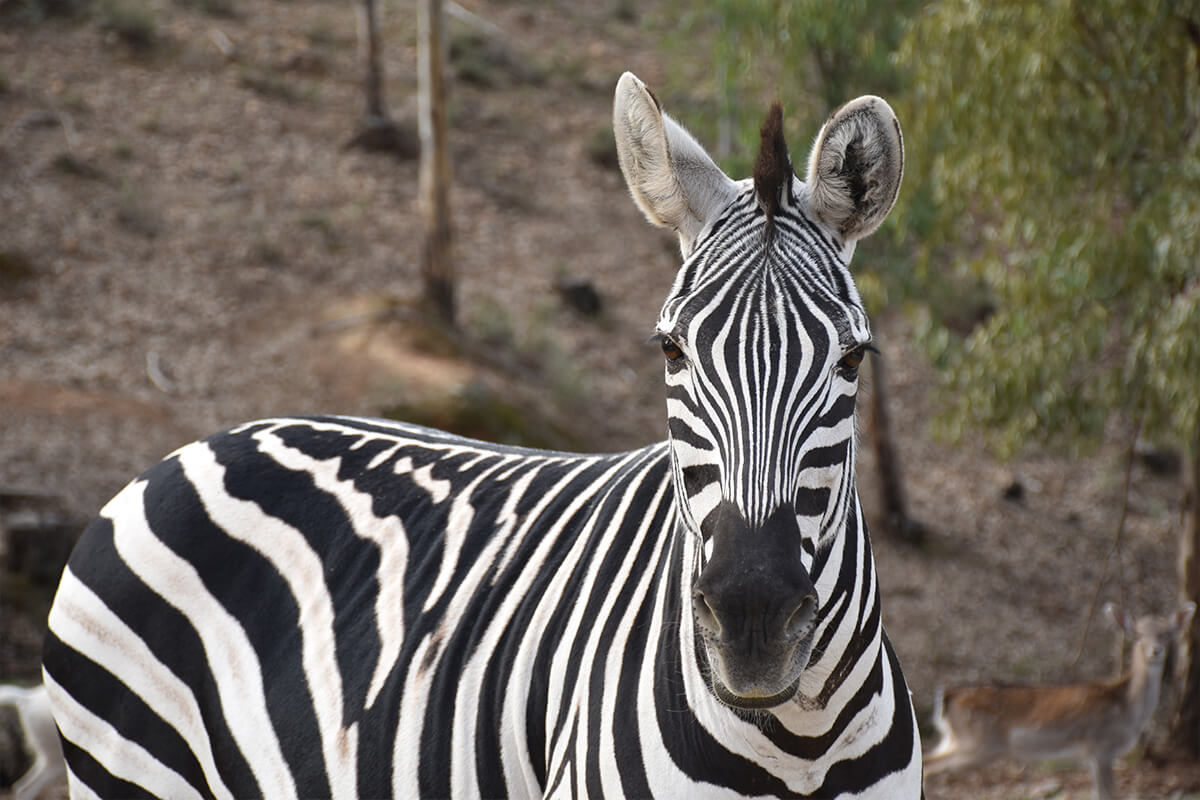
[[711, 675, 802, 710], [701, 633, 817, 710]]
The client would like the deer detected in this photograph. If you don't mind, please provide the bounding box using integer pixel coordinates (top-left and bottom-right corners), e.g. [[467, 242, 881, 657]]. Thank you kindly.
[[924, 602, 1196, 800], [0, 682, 66, 800]]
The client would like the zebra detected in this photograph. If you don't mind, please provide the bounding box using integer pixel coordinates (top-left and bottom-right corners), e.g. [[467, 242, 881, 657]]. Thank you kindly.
[[42, 72, 922, 798]]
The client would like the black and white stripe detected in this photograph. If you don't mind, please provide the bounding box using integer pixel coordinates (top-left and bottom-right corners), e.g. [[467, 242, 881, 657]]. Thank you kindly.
[[43, 74, 923, 798]]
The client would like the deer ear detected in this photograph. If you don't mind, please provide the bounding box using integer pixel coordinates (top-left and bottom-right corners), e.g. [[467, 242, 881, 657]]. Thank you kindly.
[[1105, 603, 1134, 636], [805, 95, 903, 243], [613, 72, 738, 256], [1176, 602, 1197, 632]]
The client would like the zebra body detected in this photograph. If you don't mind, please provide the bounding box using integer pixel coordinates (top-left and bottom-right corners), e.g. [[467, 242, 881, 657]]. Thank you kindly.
[[44, 74, 923, 798]]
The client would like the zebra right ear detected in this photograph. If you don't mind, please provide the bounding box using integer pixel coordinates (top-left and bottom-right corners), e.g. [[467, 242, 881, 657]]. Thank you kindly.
[[805, 95, 904, 244], [613, 72, 737, 256]]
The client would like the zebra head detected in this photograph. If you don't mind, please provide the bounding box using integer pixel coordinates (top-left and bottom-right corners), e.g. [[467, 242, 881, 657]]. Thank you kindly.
[[614, 73, 903, 710]]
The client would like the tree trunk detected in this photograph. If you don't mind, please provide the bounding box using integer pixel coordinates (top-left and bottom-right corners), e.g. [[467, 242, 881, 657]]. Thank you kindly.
[[347, 1, 417, 158], [1167, 425, 1200, 756], [358, 0, 387, 121], [867, 352, 924, 545], [418, 0, 454, 326]]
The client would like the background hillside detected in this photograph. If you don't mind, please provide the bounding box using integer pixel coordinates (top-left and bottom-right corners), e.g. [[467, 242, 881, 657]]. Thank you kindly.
[[1, 1, 1196, 797]]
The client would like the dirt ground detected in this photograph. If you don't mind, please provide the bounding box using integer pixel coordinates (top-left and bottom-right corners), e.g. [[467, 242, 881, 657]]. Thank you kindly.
[[1, 1, 1197, 797]]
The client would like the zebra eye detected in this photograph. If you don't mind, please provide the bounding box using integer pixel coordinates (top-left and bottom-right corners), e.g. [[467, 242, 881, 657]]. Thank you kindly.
[[661, 336, 684, 363], [838, 345, 867, 373]]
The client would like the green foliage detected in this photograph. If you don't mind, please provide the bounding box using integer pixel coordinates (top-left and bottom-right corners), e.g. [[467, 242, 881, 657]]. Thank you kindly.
[[898, 0, 1200, 454], [115, 181, 163, 238], [304, 19, 342, 49], [98, 0, 157, 50], [663, 0, 919, 177], [175, 0, 236, 19], [2, 0, 90, 24], [383, 378, 583, 452], [298, 211, 342, 251], [665, 0, 1200, 457], [585, 124, 619, 171], [659, 0, 926, 321], [238, 69, 320, 104], [52, 153, 107, 181], [449, 28, 544, 90]]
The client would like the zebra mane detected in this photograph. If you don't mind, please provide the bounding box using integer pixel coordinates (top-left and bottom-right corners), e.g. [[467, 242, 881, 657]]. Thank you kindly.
[[754, 102, 792, 223]]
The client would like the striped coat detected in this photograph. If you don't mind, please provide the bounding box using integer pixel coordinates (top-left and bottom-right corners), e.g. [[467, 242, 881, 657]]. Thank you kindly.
[[43, 72, 923, 798]]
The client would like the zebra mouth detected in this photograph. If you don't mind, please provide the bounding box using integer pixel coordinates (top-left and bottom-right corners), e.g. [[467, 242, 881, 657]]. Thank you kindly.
[[710, 673, 802, 710], [697, 629, 816, 711]]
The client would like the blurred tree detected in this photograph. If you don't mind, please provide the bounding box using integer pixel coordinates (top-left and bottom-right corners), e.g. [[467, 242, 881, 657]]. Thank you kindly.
[[418, 0, 454, 326], [898, 0, 1200, 756], [666, 0, 918, 176], [666, 0, 925, 543], [361, 0, 387, 122], [347, 0, 419, 158], [867, 353, 926, 545]]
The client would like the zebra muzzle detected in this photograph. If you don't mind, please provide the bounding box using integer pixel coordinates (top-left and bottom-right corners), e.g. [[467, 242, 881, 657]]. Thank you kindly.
[[693, 502, 819, 707]]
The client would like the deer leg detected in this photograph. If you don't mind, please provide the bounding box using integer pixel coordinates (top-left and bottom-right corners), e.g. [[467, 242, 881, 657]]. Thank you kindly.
[[923, 738, 992, 776], [13, 755, 52, 800], [1090, 758, 1115, 800], [11, 692, 65, 800]]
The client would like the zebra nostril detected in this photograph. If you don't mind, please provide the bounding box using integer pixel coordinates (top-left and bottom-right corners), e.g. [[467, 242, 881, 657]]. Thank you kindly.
[[693, 591, 720, 635], [784, 594, 818, 640]]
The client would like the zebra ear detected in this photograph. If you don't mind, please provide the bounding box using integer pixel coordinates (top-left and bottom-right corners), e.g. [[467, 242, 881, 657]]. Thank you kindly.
[[613, 72, 738, 255], [804, 95, 904, 243]]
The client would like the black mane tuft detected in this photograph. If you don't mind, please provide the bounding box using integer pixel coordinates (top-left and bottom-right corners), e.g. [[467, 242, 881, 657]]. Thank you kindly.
[[753, 103, 792, 222]]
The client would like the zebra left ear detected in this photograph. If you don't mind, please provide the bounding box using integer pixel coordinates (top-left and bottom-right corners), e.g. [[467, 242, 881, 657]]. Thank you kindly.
[[804, 96, 904, 243], [613, 72, 738, 255]]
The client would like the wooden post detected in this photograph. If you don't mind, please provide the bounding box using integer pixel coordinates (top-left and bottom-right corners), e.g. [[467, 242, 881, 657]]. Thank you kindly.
[[418, 0, 454, 326]]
